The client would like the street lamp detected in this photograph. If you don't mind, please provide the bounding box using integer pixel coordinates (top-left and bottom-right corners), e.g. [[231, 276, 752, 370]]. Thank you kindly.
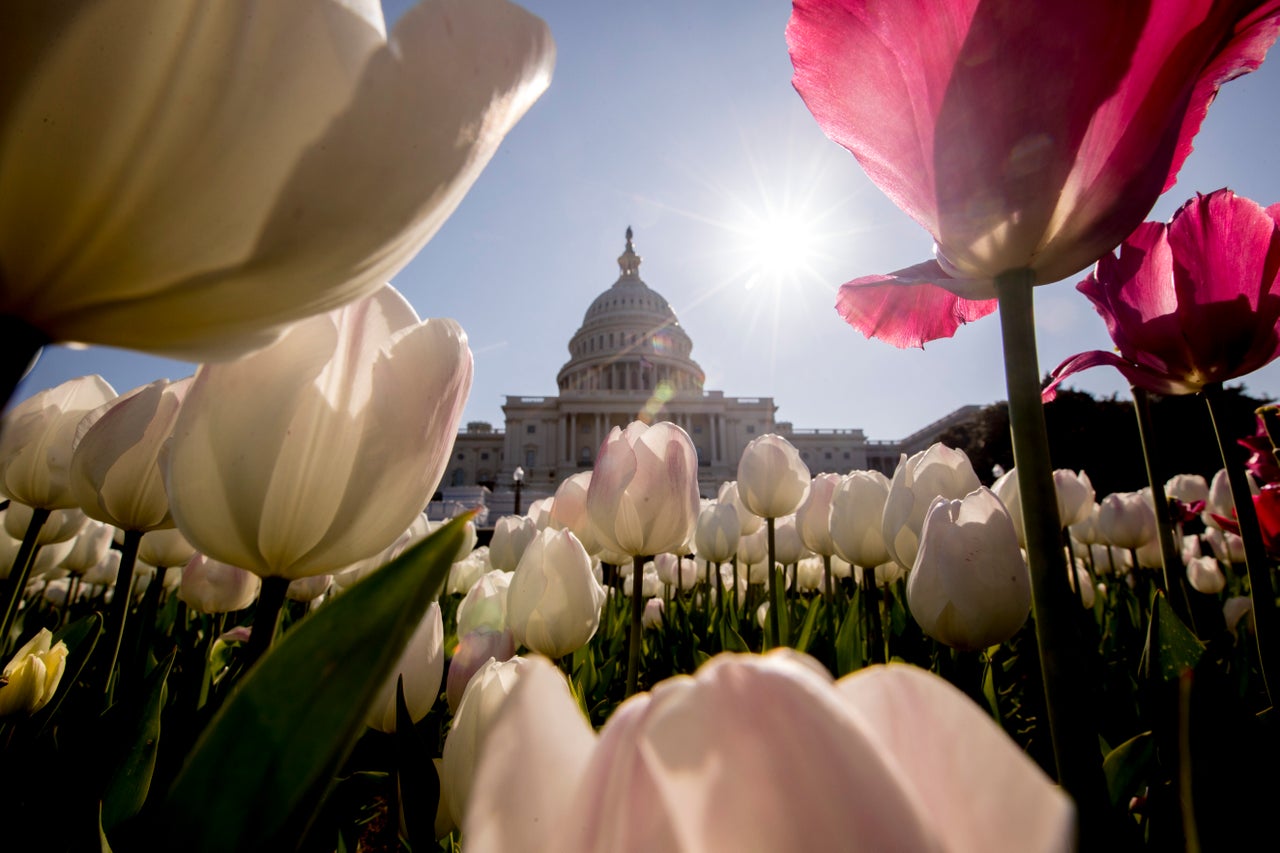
[[512, 465, 525, 516]]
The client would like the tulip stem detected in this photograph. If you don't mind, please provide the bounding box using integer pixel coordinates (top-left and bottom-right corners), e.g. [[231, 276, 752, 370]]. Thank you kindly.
[[0, 316, 48, 413], [995, 270, 1109, 838], [0, 507, 50, 653], [100, 528, 142, 706], [1204, 383, 1279, 703], [766, 517, 782, 647], [244, 576, 291, 670], [1130, 386, 1194, 624], [625, 555, 649, 696]]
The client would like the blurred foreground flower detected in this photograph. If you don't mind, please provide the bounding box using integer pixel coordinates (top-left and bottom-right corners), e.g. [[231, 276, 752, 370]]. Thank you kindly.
[[466, 651, 1072, 852], [1045, 191, 1280, 398], [0, 0, 555, 362], [165, 284, 471, 580], [789, 0, 1280, 347], [0, 628, 68, 717]]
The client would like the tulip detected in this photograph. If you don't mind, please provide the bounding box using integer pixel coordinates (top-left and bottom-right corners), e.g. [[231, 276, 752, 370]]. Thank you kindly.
[[694, 501, 741, 565], [1096, 492, 1157, 551], [736, 434, 811, 520], [367, 602, 444, 734], [3, 503, 87, 546], [789, 2, 1280, 348], [489, 515, 538, 573], [81, 550, 122, 587], [738, 526, 768, 567], [178, 554, 261, 614], [0, 628, 68, 717], [0, 0, 555, 365], [717, 480, 763, 535], [1204, 527, 1247, 566], [771, 515, 808, 566], [830, 469, 892, 569], [446, 629, 517, 713], [1226, 597, 1256, 638], [0, 375, 116, 509], [882, 444, 980, 570], [441, 656, 534, 826], [1054, 470, 1095, 529], [641, 598, 665, 630], [448, 548, 493, 597], [70, 378, 190, 532], [795, 473, 841, 557], [286, 574, 332, 603], [455, 570, 511, 637], [586, 421, 700, 558], [466, 651, 1072, 852], [58, 519, 115, 574], [1166, 474, 1210, 506], [1187, 555, 1227, 596], [1070, 564, 1097, 610], [526, 498, 555, 530], [165, 285, 472, 581], [549, 472, 601, 554], [507, 529, 605, 659], [137, 527, 196, 570], [907, 489, 1031, 651], [1047, 192, 1280, 401]]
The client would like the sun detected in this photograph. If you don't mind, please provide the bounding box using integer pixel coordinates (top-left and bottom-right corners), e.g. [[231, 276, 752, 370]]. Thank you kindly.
[[737, 209, 824, 290]]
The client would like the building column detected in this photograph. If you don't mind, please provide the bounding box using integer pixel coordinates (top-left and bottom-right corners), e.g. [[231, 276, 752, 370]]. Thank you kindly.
[[710, 413, 719, 463]]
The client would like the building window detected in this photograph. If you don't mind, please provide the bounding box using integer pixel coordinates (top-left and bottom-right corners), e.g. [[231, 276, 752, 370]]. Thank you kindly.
[[824, 452, 832, 460], [580, 446, 592, 464], [451, 468, 465, 486], [843, 452, 851, 460], [693, 425, 703, 434], [526, 424, 536, 434], [456, 452, 465, 460], [525, 449, 536, 468], [481, 452, 490, 460], [746, 425, 756, 434]]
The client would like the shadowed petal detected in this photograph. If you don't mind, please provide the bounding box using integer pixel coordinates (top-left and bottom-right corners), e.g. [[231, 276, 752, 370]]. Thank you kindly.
[[835, 261, 998, 349]]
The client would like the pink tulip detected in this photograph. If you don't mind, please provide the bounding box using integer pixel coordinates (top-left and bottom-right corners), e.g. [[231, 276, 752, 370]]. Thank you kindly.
[[466, 652, 1073, 852], [788, 0, 1280, 348], [1044, 190, 1280, 398]]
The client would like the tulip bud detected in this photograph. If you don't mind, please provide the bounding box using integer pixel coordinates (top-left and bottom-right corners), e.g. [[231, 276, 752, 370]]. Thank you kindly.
[[830, 470, 892, 568], [738, 525, 769, 567], [367, 602, 444, 733], [446, 629, 517, 713], [737, 434, 811, 519], [586, 421, 700, 557], [795, 473, 841, 557], [70, 378, 190, 532], [549, 472, 601, 554], [507, 529, 605, 659], [178, 554, 261, 614], [694, 501, 741, 564], [0, 629, 69, 717], [4, 502, 88, 546], [717, 480, 763, 535], [1186, 555, 1226, 595], [456, 570, 512, 636], [489, 515, 538, 573], [772, 514, 809, 565], [907, 488, 1031, 651], [882, 444, 980, 570], [442, 656, 536, 825], [642, 597, 665, 629], [1096, 492, 1156, 549], [1054, 470, 1095, 529], [1165, 474, 1209, 505], [448, 548, 493, 596], [0, 376, 117, 510]]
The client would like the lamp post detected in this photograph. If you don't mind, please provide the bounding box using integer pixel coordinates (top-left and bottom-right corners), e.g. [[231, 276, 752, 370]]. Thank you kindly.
[[512, 465, 525, 516]]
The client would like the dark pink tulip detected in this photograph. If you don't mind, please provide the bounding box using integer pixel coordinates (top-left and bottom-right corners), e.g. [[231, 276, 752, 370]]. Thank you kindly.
[[788, 0, 1280, 348], [1044, 190, 1280, 399]]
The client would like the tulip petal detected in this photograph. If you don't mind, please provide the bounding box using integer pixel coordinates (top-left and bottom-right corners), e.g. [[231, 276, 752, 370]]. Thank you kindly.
[[837, 665, 1074, 853], [466, 658, 596, 853], [1042, 349, 1202, 402], [835, 262, 998, 349]]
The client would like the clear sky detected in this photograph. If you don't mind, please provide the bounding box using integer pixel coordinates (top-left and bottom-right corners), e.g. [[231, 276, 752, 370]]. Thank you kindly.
[[16, 1, 1280, 442]]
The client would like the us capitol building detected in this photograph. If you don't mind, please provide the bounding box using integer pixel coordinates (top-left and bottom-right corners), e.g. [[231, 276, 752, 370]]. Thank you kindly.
[[432, 229, 976, 518]]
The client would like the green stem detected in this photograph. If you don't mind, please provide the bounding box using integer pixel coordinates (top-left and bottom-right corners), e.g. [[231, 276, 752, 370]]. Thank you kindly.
[[1130, 386, 1194, 624], [244, 575, 291, 669], [0, 507, 50, 650], [995, 270, 1108, 836], [128, 564, 169, 687], [1204, 383, 1279, 703], [625, 555, 649, 696], [861, 566, 884, 665], [100, 528, 142, 705], [766, 517, 782, 647], [0, 316, 48, 414]]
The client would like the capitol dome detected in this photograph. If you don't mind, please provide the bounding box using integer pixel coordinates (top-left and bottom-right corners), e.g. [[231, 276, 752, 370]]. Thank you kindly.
[[557, 228, 705, 395]]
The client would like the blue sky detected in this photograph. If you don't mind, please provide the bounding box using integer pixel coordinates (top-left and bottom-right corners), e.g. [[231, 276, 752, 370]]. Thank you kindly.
[[16, 1, 1280, 441]]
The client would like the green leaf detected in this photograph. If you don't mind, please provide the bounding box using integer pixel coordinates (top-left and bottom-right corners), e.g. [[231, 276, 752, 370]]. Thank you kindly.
[[1139, 591, 1204, 683], [159, 517, 467, 853], [719, 619, 749, 654], [835, 608, 861, 677], [1102, 731, 1154, 807], [102, 650, 174, 831], [794, 597, 822, 654], [395, 677, 439, 852]]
